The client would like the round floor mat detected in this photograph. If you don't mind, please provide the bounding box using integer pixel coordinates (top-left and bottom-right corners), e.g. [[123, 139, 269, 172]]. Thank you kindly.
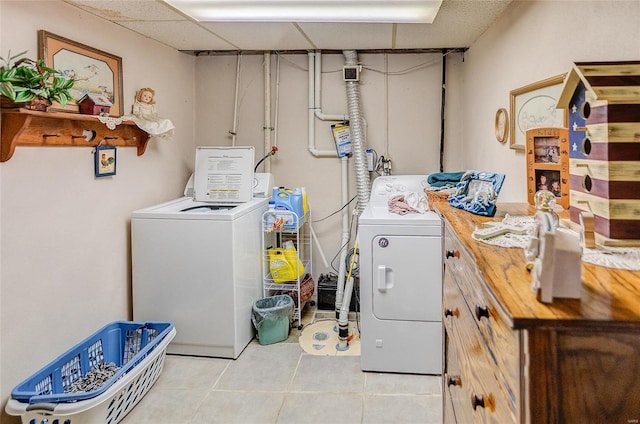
[[298, 319, 361, 356]]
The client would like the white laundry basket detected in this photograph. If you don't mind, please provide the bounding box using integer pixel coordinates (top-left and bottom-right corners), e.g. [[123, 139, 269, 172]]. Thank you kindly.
[[5, 321, 176, 424]]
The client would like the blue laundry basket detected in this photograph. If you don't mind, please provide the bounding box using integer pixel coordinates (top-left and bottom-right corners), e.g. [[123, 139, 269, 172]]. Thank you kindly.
[[6, 320, 176, 424]]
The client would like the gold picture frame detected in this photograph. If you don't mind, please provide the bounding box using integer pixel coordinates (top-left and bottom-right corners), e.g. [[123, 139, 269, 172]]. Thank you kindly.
[[509, 74, 567, 151], [495, 108, 509, 143], [38, 30, 123, 116]]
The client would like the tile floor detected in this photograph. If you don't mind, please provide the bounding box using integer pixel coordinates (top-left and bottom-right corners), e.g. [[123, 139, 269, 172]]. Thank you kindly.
[[121, 310, 443, 424]]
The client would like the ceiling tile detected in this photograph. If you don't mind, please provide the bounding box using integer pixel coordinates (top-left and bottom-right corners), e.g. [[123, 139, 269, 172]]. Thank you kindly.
[[298, 23, 394, 50], [200, 22, 314, 51], [395, 0, 512, 48], [118, 21, 237, 50], [63, 0, 185, 21]]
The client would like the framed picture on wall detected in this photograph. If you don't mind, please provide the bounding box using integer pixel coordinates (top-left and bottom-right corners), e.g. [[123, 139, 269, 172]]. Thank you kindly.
[[509, 74, 567, 151], [95, 145, 117, 177], [38, 30, 123, 116], [526, 127, 569, 208]]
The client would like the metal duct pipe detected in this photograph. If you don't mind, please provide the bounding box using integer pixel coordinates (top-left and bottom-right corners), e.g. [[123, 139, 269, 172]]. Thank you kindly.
[[338, 50, 370, 349], [343, 50, 370, 214]]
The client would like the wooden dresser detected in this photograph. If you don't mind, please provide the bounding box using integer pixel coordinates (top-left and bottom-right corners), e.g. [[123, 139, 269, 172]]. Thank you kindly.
[[436, 201, 640, 424]]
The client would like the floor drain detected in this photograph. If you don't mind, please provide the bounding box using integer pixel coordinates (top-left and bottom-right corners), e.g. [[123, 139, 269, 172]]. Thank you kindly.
[[313, 331, 329, 341]]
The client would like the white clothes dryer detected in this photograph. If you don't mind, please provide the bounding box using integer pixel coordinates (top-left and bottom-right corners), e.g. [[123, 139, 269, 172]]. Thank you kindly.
[[131, 196, 269, 358], [359, 175, 442, 374]]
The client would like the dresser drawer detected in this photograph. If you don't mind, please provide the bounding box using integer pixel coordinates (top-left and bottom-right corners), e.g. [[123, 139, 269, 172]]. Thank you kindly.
[[445, 278, 516, 423], [444, 331, 474, 424], [444, 224, 520, 414]]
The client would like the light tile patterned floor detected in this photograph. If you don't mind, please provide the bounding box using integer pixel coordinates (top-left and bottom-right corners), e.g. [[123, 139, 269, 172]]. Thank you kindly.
[[121, 309, 442, 424]]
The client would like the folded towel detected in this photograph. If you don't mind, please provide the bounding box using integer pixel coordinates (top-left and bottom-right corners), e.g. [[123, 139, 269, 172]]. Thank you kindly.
[[427, 171, 465, 188]]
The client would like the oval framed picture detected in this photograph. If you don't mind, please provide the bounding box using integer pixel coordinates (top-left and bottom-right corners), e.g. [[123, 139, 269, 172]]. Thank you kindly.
[[495, 108, 509, 143]]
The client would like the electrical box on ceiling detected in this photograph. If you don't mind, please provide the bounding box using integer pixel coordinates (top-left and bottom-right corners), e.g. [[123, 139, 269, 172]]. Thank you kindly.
[[343, 65, 361, 82]]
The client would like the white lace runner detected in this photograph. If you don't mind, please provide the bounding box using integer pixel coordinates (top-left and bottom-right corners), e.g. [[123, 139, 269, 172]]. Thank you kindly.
[[582, 246, 640, 271], [472, 215, 640, 271], [97, 116, 124, 130], [471, 214, 537, 248]]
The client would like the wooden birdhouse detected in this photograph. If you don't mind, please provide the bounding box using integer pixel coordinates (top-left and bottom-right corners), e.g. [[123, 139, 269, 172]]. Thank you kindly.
[[556, 61, 640, 246], [78, 93, 112, 116]]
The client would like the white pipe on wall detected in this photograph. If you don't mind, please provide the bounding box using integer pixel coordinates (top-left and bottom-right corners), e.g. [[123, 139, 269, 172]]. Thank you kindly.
[[314, 52, 349, 122], [273, 53, 281, 149], [264, 52, 272, 172], [304, 51, 361, 321], [305, 51, 352, 314], [307, 52, 337, 158], [230, 52, 242, 146], [333, 156, 351, 315]]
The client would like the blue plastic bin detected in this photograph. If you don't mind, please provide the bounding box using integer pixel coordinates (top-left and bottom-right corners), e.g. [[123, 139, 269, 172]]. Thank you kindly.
[[10, 321, 174, 404]]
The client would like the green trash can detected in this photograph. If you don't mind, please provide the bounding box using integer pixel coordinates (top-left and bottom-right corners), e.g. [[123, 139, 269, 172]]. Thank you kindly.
[[252, 295, 294, 345]]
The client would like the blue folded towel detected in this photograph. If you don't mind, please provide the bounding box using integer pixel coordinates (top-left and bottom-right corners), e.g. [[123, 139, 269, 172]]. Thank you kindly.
[[427, 171, 465, 188]]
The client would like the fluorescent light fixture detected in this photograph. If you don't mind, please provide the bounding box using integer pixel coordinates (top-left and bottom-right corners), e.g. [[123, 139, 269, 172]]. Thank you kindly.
[[164, 0, 442, 23]]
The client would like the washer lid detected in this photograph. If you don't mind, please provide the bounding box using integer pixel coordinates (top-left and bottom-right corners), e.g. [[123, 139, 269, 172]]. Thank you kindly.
[[132, 196, 269, 220], [193, 146, 255, 204]]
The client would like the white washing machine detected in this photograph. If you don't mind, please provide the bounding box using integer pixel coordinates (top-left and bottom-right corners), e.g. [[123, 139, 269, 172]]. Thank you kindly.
[[131, 196, 269, 358], [359, 175, 443, 374]]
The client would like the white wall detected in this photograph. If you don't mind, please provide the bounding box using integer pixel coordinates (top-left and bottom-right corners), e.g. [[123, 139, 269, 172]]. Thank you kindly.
[[0, 2, 195, 419], [461, 0, 640, 202], [195, 51, 465, 275]]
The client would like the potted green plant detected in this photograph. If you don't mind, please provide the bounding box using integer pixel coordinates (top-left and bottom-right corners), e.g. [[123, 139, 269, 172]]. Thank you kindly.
[[1, 50, 74, 110]]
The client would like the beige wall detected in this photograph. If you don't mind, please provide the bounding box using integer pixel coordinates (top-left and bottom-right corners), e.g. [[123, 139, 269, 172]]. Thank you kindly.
[[2, 0, 640, 420], [461, 0, 640, 202], [0, 2, 195, 419], [195, 51, 465, 276]]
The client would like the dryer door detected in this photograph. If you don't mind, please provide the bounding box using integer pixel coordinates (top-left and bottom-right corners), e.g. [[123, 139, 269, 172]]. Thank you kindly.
[[372, 234, 442, 322]]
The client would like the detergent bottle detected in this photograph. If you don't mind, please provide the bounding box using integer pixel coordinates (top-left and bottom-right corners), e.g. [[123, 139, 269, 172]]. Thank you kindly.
[[268, 240, 305, 283], [272, 187, 305, 227]]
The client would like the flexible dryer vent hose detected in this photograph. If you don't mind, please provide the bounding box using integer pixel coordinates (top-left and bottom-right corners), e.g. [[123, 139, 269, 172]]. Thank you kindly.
[[343, 50, 370, 213], [338, 50, 370, 348]]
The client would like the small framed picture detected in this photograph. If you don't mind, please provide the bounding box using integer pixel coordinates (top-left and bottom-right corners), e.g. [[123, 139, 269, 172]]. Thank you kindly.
[[95, 145, 117, 177], [526, 127, 569, 208]]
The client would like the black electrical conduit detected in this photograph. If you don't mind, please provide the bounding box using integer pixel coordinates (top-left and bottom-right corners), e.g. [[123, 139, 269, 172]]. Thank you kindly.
[[439, 49, 447, 173]]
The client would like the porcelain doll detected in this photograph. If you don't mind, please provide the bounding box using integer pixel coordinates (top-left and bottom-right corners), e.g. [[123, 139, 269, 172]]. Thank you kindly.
[[132, 88, 159, 121], [129, 87, 175, 137]]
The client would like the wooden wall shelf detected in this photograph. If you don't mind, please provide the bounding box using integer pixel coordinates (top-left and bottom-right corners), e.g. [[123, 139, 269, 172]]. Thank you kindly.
[[0, 108, 150, 162]]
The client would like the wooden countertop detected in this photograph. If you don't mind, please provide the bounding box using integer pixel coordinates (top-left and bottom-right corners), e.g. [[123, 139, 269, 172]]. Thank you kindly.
[[434, 199, 640, 330]]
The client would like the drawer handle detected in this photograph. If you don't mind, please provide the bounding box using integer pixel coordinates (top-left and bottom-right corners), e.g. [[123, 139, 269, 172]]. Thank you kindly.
[[471, 394, 485, 410], [475, 304, 489, 321], [471, 393, 495, 412], [446, 250, 460, 259], [447, 375, 462, 387], [444, 308, 460, 318]]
